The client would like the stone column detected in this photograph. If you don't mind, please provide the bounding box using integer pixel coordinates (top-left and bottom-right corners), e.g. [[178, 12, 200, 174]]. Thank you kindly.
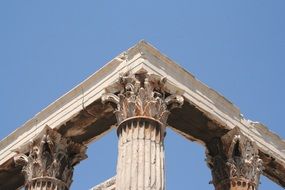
[[206, 127, 263, 190], [102, 72, 184, 190], [14, 127, 87, 190]]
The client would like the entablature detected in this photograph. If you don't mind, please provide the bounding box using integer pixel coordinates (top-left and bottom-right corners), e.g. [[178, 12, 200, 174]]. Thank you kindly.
[[0, 41, 284, 189]]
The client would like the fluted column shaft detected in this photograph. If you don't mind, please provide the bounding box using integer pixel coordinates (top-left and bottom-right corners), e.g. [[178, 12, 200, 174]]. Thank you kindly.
[[116, 117, 165, 190], [102, 72, 184, 190]]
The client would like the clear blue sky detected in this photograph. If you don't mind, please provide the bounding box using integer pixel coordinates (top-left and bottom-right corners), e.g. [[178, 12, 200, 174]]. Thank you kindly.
[[0, 1, 284, 189]]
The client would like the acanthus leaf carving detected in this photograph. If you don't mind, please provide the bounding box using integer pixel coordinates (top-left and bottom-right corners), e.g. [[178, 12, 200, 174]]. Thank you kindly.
[[101, 72, 184, 125], [206, 127, 264, 189], [223, 131, 264, 187], [14, 126, 87, 189]]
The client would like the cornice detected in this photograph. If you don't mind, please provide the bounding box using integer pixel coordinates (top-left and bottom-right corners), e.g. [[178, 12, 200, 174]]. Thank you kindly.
[[0, 40, 284, 188]]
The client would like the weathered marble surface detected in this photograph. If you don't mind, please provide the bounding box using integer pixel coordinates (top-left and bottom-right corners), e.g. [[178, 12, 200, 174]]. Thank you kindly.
[[0, 41, 284, 189], [90, 177, 116, 190], [102, 72, 183, 190]]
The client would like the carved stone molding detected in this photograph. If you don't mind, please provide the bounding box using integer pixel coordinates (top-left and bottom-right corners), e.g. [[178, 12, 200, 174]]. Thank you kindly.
[[206, 127, 263, 190], [14, 127, 87, 190], [102, 71, 183, 190]]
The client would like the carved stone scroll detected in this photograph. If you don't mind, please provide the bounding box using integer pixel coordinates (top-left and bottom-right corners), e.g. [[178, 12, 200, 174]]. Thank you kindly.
[[206, 127, 263, 190], [14, 127, 87, 190], [102, 71, 183, 190]]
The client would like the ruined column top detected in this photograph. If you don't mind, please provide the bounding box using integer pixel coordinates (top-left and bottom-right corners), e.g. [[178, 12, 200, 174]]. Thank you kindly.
[[0, 40, 285, 188]]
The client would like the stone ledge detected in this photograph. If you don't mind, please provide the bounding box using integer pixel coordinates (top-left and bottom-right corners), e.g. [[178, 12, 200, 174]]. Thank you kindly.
[[90, 177, 116, 190]]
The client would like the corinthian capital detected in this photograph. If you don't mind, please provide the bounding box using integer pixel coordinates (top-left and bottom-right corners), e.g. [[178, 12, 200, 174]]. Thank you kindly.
[[222, 127, 263, 187], [102, 72, 184, 125], [14, 127, 87, 189], [206, 127, 263, 190]]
